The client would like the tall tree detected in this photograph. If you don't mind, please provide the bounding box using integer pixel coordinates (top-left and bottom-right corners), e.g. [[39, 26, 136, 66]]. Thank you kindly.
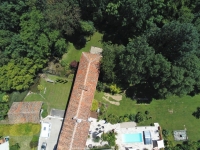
[[45, 0, 81, 35], [119, 36, 155, 85], [0, 58, 44, 91], [148, 21, 199, 62], [101, 43, 124, 83], [0, 0, 29, 32]]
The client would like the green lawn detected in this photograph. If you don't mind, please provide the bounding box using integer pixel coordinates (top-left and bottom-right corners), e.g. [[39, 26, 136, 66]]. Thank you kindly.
[[24, 32, 103, 110], [62, 32, 103, 64], [95, 91, 200, 142], [24, 76, 72, 111], [0, 123, 40, 150]]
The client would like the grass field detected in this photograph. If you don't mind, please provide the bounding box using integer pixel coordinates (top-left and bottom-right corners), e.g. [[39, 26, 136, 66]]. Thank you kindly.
[[94, 91, 200, 142], [0, 123, 40, 150], [24, 77, 72, 111], [62, 32, 103, 64], [25, 32, 103, 111]]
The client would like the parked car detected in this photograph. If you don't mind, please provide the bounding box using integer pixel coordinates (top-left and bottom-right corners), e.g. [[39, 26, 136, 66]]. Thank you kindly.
[[41, 142, 47, 150]]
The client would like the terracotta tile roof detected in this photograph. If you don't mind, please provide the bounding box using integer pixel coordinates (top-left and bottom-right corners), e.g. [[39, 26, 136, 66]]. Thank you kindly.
[[57, 52, 101, 150], [7, 101, 43, 114]]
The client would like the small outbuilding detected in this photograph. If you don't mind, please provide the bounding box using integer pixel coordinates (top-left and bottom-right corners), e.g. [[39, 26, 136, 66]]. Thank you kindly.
[[8, 102, 43, 124], [173, 130, 187, 141]]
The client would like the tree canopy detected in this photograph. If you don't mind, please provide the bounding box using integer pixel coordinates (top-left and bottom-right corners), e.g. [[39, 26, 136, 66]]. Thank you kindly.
[[1, 0, 200, 99]]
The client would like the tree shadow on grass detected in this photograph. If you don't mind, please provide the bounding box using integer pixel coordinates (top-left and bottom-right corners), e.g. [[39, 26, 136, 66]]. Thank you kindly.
[[64, 32, 86, 50], [192, 107, 200, 119], [125, 84, 156, 104]]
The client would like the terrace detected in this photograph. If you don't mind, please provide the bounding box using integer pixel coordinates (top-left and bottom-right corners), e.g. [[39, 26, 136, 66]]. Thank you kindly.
[[86, 118, 164, 150]]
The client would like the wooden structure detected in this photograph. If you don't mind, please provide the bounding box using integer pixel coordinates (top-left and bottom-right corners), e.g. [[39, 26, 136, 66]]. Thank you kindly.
[[8, 102, 43, 124]]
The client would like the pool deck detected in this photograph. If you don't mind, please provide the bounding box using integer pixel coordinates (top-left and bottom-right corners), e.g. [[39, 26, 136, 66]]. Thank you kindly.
[[86, 118, 162, 150], [116, 125, 160, 150]]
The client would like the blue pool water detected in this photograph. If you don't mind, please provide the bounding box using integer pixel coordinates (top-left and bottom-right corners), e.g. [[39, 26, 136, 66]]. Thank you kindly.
[[122, 133, 143, 143]]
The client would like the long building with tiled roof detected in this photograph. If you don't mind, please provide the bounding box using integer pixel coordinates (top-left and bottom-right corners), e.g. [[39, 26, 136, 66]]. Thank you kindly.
[[57, 52, 101, 150]]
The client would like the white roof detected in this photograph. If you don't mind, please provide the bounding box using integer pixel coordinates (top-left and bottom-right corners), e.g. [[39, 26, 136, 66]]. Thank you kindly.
[[41, 122, 51, 138], [157, 140, 164, 148], [154, 123, 159, 127], [0, 141, 9, 150]]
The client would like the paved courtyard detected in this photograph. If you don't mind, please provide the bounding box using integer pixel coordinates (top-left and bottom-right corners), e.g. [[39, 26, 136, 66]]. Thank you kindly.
[[38, 116, 63, 150], [86, 118, 164, 150]]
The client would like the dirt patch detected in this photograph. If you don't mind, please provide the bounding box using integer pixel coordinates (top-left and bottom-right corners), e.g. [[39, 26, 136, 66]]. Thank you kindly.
[[102, 96, 120, 106], [168, 109, 173, 114], [104, 93, 122, 101]]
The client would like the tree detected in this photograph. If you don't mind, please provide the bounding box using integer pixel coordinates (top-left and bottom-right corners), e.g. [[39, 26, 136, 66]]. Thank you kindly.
[[109, 84, 121, 94], [119, 36, 155, 85], [79, 21, 95, 37], [19, 8, 68, 59], [20, 9, 50, 59], [149, 21, 199, 62], [178, 6, 194, 23], [192, 107, 200, 119], [70, 60, 78, 69], [37, 85, 44, 93], [2, 95, 9, 102], [44, 0, 81, 35], [135, 112, 144, 123], [54, 38, 67, 57], [0, 58, 43, 91], [101, 43, 124, 83], [0, 1, 29, 32]]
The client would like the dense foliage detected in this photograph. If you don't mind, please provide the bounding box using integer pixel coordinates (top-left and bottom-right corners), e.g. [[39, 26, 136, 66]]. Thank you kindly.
[[1, 1, 200, 148], [1, 0, 200, 115], [101, 131, 117, 146]]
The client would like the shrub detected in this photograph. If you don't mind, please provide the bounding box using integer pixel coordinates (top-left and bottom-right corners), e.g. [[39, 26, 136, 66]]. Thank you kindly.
[[90, 144, 111, 150], [70, 60, 78, 69], [0, 92, 6, 102], [145, 110, 149, 115], [10, 143, 20, 150], [68, 74, 74, 79], [93, 136, 100, 142], [91, 99, 99, 111], [101, 132, 116, 146], [37, 84, 44, 93], [106, 114, 119, 124], [129, 114, 135, 121], [60, 60, 68, 67], [162, 129, 169, 137], [118, 116, 124, 123], [135, 112, 144, 123], [42, 103, 48, 118], [96, 81, 105, 92], [29, 135, 39, 148], [109, 84, 121, 94], [123, 117, 130, 122]]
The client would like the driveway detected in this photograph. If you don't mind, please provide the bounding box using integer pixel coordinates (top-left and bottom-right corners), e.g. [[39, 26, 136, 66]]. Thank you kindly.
[[38, 116, 63, 150]]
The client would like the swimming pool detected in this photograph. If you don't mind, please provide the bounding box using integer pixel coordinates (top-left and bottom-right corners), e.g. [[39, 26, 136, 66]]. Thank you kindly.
[[122, 133, 143, 143]]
